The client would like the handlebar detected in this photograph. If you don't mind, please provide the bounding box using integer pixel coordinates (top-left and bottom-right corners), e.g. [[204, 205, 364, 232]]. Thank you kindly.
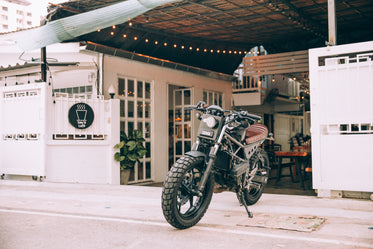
[[187, 102, 262, 124]]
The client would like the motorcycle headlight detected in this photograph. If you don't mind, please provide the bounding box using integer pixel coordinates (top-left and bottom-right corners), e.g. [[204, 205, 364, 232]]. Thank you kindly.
[[203, 116, 218, 128]]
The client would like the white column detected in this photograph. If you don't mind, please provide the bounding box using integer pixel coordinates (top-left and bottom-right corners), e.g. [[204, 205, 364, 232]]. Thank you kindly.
[[107, 98, 120, 184]]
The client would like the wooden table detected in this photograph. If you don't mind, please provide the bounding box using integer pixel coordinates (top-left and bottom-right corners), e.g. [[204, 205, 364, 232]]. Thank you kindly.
[[274, 151, 311, 190]]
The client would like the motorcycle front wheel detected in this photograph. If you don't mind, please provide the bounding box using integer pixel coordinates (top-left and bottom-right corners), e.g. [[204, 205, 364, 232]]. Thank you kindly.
[[161, 155, 213, 229]]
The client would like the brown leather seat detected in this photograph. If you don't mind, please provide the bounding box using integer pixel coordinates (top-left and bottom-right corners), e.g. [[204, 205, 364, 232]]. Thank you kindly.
[[245, 124, 268, 144]]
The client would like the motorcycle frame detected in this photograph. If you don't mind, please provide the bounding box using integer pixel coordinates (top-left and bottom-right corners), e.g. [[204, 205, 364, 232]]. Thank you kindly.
[[195, 123, 266, 195]]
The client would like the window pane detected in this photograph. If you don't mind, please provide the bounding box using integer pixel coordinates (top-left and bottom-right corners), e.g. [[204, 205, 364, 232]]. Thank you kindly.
[[137, 81, 143, 98], [146, 142, 151, 158], [175, 91, 181, 106], [128, 101, 134, 117], [128, 122, 134, 135], [218, 94, 222, 107], [128, 79, 134, 97], [120, 100, 125, 117], [208, 92, 213, 105], [137, 101, 143, 118], [184, 90, 191, 105], [203, 91, 207, 103], [138, 162, 144, 180], [175, 108, 182, 122], [214, 93, 218, 105], [137, 122, 143, 134], [118, 78, 125, 96], [145, 102, 151, 118], [145, 82, 151, 99], [184, 141, 191, 153], [184, 109, 191, 122], [184, 124, 190, 138], [175, 141, 182, 156], [120, 121, 125, 132], [145, 122, 151, 138], [146, 162, 151, 179], [175, 124, 182, 139]]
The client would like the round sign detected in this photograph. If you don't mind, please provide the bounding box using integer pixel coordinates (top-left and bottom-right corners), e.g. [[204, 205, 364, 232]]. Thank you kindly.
[[68, 103, 94, 129]]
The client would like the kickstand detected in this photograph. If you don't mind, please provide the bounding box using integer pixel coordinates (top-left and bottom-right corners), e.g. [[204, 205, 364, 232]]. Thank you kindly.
[[240, 191, 253, 218]]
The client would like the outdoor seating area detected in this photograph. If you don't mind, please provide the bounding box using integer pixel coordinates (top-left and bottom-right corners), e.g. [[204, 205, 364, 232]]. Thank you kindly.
[[265, 134, 313, 194]]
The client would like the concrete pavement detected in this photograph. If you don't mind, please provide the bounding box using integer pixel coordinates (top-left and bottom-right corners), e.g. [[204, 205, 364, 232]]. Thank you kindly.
[[0, 180, 372, 248]]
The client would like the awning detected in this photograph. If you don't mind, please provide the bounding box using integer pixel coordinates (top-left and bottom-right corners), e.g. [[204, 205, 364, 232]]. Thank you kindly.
[[0, 0, 181, 51]]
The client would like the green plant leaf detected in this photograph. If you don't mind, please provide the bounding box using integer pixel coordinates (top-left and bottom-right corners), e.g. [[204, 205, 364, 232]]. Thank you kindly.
[[132, 130, 143, 140], [114, 152, 124, 162], [128, 153, 138, 161], [113, 141, 125, 149], [127, 141, 137, 151], [137, 149, 147, 157]]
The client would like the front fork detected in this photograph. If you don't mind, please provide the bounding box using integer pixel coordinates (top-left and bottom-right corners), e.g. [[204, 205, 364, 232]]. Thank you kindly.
[[196, 125, 227, 196]]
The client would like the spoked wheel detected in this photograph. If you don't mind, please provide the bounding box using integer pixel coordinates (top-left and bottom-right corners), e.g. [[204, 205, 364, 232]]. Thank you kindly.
[[162, 155, 213, 229], [238, 149, 270, 206]]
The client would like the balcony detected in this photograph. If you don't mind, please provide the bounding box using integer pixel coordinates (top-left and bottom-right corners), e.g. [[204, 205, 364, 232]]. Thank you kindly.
[[232, 50, 309, 107]]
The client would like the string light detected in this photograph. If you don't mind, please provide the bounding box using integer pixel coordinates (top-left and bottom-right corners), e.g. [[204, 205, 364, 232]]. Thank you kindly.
[[129, 22, 133, 27], [97, 29, 101, 32], [112, 25, 116, 29], [116, 34, 253, 56], [110, 31, 114, 36]]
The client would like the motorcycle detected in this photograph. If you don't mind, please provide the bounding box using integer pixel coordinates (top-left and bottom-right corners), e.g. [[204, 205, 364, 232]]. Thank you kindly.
[[161, 101, 270, 229]]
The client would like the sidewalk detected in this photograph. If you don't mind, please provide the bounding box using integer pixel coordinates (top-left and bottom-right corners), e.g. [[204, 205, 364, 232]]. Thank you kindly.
[[0, 180, 372, 247]]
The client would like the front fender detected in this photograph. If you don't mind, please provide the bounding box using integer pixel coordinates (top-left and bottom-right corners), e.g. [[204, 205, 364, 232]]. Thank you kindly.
[[185, 151, 207, 162]]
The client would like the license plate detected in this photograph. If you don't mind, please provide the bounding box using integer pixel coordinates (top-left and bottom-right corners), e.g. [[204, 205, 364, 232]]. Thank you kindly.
[[201, 130, 214, 137]]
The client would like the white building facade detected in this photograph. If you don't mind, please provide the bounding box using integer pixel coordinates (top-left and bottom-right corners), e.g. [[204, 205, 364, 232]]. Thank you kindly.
[[0, 42, 232, 184], [0, 0, 40, 32]]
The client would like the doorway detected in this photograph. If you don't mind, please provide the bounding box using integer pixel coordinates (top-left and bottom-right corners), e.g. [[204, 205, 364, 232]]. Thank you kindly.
[[168, 85, 193, 169]]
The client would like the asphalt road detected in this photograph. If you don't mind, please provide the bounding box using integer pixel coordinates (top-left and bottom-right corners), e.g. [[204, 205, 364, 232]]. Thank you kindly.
[[0, 181, 372, 249]]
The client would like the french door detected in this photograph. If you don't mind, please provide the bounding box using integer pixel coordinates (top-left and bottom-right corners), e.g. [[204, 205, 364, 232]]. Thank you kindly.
[[170, 88, 193, 168]]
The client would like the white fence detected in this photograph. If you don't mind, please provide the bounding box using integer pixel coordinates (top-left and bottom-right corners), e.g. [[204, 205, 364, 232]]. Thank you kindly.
[[309, 41, 373, 194], [0, 82, 120, 184]]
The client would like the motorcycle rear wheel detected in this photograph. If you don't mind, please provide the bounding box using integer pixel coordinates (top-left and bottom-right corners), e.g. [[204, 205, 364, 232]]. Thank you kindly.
[[161, 155, 213, 229], [239, 149, 270, 206]]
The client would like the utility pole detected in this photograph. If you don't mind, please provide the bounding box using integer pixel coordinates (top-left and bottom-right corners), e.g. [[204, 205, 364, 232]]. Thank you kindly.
[[327, 0, 337, 46]]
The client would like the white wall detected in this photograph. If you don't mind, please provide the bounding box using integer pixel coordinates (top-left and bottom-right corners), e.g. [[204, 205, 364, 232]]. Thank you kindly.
[[102, 54, 232, 182]]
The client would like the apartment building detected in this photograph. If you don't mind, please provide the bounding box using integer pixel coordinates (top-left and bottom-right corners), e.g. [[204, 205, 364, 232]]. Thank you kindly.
[[0, 0, 39, 32]]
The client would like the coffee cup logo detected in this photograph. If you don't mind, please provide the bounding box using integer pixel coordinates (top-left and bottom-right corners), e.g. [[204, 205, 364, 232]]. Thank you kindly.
[[68, 103, 94, 129]]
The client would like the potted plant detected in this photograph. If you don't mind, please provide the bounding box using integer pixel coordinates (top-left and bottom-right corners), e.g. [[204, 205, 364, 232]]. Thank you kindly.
[[114, 130, 147, 185]]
